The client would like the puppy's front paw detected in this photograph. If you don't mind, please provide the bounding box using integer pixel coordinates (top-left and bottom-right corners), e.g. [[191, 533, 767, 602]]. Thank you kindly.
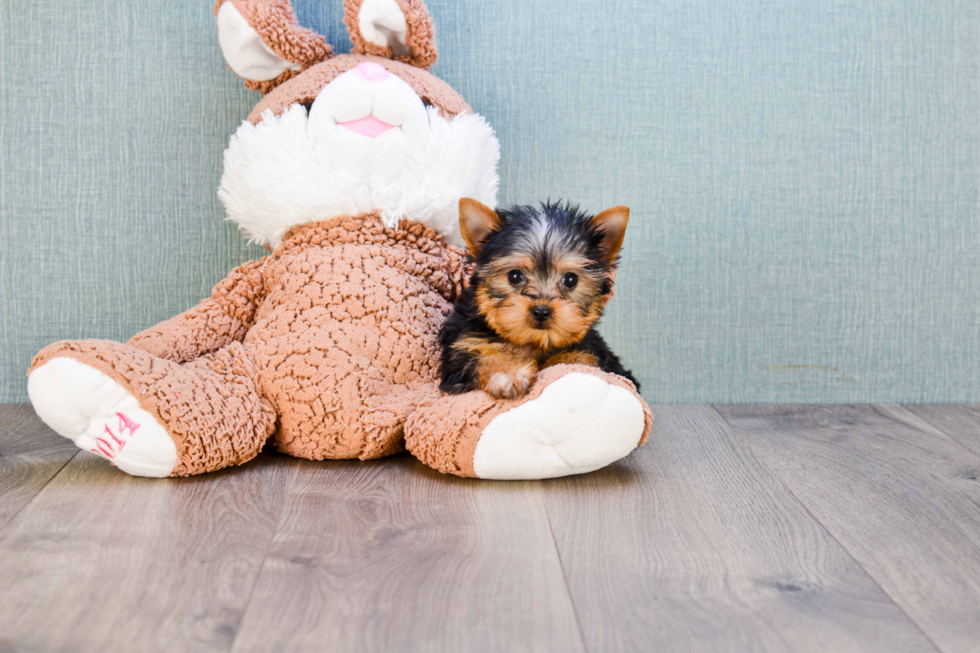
[[484, 363, 536, 399]]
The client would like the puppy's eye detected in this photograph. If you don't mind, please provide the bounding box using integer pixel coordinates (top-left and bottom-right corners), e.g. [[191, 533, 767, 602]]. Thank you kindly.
[[508, 270, 525, 286], [562, 273, 578, 289]]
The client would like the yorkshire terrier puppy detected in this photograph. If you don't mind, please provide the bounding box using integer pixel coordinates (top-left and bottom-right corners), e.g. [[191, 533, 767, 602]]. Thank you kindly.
[[439, 198, 639, 399]]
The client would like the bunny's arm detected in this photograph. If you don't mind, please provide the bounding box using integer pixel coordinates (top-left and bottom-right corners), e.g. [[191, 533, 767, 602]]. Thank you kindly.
[[128, 258, 268, 364]]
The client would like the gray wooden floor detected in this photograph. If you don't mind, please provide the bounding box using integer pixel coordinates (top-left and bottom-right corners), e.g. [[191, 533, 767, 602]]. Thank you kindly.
[[1, 403, 979, 653]]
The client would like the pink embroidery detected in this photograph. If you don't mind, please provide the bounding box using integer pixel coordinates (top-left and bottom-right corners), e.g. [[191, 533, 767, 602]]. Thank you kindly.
[[104, 425, 124, 447], [93, 438, 114, 457], [90, 412, 141, 459], [117, 412, 140, 435]]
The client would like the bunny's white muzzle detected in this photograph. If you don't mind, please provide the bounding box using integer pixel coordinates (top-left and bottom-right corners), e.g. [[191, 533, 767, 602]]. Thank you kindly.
[[218, 62, 500, 250], [308, 62, 431, 180]]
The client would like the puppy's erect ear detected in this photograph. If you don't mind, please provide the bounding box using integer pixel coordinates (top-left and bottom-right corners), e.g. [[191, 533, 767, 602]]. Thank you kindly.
[[591, 206, 630, 264], [215, 0, 333, 94], [343, 0, 438, 70], [459, 198, 501, 258]]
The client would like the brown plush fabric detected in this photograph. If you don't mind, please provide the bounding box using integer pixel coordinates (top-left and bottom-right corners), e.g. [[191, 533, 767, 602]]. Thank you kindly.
[[404, 364, 653, 478], [30, 340, 276, 477], [129, 259, 267, 364], [248, 54, 471, 124], [242, 69, 302, 95], [247, 214, 469, 460], [215, 0, 334, 93], [343, 0, 438, 70]]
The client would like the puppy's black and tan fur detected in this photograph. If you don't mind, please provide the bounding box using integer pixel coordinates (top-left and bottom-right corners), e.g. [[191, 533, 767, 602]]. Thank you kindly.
[[440, 198, 639, 399]]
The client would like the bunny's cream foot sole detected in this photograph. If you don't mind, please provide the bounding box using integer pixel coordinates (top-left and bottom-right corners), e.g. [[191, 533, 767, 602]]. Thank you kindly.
[[405, 364, 652, 480], [28, 357, 177, 477], [472, 372, 645, 479]]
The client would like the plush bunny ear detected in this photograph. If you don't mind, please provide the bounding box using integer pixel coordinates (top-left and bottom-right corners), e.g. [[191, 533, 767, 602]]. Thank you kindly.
[[343, 0, 438, 70], [215, 0, 333, 93]]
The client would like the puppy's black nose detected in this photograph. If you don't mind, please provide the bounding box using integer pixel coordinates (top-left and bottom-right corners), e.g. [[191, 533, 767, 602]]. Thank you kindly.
[[531, 305, 553, 321]]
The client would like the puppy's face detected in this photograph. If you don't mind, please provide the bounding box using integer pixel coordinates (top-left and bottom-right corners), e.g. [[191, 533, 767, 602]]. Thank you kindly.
[[459, 199, 630, 350]]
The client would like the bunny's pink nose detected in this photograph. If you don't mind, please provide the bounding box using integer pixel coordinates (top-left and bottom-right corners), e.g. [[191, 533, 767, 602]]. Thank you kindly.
[[352, 62, 390, 82]]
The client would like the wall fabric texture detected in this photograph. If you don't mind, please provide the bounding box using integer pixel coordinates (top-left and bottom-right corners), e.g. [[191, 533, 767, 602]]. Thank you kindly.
[[1, 0, 978, 403]]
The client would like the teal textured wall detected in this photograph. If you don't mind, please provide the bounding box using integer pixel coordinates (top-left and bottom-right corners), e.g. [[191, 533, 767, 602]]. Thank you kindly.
[[2, 0, 978, 403]]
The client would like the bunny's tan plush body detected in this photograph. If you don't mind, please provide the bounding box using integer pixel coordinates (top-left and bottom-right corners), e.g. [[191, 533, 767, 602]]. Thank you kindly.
[[27, 0, 651, 479]]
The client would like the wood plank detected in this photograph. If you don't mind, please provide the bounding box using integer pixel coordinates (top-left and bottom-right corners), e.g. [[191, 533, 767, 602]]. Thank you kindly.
[[716, 404, 980, 653], [905, 404, 980, 458], [0, 404, 77, 532], [0, 447, 294, 652], [542, 404, 936, 653], [231, 456, 585, 653]]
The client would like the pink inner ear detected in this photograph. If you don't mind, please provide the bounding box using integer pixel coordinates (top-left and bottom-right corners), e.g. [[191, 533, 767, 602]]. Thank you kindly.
[[338, 115, 397, 138]]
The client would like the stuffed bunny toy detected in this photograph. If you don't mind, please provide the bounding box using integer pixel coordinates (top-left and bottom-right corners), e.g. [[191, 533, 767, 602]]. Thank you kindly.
[[27, 0, 652, 479]]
